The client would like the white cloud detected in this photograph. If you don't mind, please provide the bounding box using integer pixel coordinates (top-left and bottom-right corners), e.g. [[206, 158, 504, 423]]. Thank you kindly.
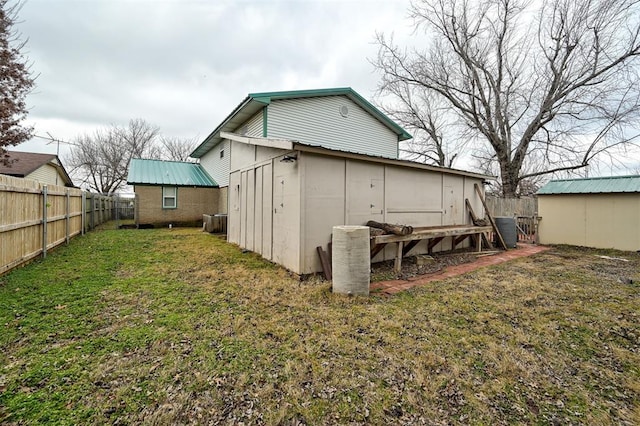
[[14, 0, 412, 154]]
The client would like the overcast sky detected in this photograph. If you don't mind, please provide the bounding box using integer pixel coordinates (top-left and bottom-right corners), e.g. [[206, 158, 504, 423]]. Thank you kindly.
[[12, 0, 640, 176], [15, 0, 413, 158]]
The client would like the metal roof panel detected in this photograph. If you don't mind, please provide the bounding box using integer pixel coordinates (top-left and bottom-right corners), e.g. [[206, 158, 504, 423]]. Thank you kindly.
[[127, 159, 218, 187], [537, 175, 640, 194]]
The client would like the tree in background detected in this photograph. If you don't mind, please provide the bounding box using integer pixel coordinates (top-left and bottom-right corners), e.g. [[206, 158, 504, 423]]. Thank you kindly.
[[68, 119, 160, 194], [375, 61, 468, 168], [0, 0, 34, 163], [67, 119, 199, 193], [159, 136, 197, 162], [375, 0, 640, 196]]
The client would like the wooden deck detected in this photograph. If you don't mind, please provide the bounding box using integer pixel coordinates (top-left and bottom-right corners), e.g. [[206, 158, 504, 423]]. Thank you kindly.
[[370, 224, 494, 273]]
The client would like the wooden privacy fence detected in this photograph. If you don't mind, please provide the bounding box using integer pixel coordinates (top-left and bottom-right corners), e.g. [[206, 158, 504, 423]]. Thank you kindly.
[[485, 196, 539, 243], [0, 175, 119, 275]]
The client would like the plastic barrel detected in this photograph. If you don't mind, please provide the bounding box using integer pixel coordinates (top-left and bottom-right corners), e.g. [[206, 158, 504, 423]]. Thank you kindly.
[[494, 216, 517, 248]]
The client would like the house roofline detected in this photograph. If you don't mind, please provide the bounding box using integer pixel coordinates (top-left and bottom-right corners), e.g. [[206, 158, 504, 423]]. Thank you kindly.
[[190, 87, 412, 158], [221, 132, 493, 181]]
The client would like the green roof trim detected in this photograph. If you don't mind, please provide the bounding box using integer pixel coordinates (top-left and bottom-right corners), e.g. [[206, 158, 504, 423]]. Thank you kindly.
[[262, 106, 268, 137], [537, 175, 640, 195], [190, 87, 412, 158], [127, 159, 218, 187]]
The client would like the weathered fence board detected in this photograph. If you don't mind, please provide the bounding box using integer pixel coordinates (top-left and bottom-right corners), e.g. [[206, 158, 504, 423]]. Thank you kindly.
[[485, 196, 539, 243], [0, 175, 125, 275], [485, 196, 537, 217]]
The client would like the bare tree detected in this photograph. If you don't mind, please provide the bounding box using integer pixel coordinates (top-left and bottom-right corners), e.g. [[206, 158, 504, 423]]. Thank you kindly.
[[159, 136, 197, 162], [67, 119, 160, 194], [375, 0, 640, 196], [0, 0, 34, 162], [376, 80, 466, 167]]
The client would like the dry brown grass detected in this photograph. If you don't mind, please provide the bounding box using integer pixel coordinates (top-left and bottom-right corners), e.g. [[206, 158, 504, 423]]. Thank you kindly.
[[1, 227, 638, 425]]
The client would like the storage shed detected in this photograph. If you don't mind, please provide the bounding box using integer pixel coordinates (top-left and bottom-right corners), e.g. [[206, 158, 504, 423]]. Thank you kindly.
[[190, 87, 413, 216], [127, 159, 219, 227], [224, 133, 490, 274], [192, 87, 493, 275], [537, 175, 640, 251]]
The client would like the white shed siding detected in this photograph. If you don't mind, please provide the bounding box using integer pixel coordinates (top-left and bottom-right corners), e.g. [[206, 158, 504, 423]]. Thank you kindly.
[[299, 153, 485, 274], [267, 96, 398, 158], [538, 194, 640, 251], [200, 139, 230, 187], [26, 164, 62, 186], [234, 111, 263, 137]]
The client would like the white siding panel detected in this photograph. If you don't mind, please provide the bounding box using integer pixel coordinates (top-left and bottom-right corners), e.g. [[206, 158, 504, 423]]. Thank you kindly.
[[200, 139, 230, 187], [230, 140, 257, 171], [254, 167, 263, 255], [26, 165, 62, 186], [246, 169, 256, 251], [228, 171, 241, 244], [267, 96, 398, 158], [345, 160, 384, 225], [234, 111, 263, 137], [262, 163, 273, 260], [240, 171, 248, 247], [300, 155, 346, 274], [443, 174, 465, 225], [271, 160, 300, 272]]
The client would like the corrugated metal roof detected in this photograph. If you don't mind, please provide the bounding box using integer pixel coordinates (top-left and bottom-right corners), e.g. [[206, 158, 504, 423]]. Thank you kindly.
[[537, 175, 640, 195], [127, 159, 218, 187], [190, 87, 412, 158]]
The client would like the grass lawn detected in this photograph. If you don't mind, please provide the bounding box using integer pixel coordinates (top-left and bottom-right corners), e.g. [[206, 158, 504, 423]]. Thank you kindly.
[[1, 225, 639, 425]]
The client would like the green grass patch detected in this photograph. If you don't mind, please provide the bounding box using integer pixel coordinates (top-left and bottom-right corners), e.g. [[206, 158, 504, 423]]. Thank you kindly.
[[1, 227, 639, 424]]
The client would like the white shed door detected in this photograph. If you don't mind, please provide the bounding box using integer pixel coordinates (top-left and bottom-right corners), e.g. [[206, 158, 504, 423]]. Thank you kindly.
[[346, 161, 384, 225]]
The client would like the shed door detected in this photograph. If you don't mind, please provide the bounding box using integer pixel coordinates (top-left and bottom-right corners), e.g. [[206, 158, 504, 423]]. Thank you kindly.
[[261, 163, 273, 260], [443, 176, 464, 225], [346, 161, 384, 225], [228, 171, 241, 245]]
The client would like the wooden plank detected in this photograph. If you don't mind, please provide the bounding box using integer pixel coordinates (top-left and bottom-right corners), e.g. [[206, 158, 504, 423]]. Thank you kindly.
[[466, 198, 492, 249], [474, 184, 508, 250], [316, 246, 332, 281], [427, 237, 445, 253], [453, 234, 470, 247], [374, 225, 493, 244], [394, 241, 404, 273], [0, 219, 43, 233], [370, 243, 387, 259], [402, 240, 420, 256]]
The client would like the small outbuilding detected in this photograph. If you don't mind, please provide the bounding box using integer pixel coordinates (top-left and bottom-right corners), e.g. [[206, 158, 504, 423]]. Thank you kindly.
[[0, 150, 75, 187], [127, 159, 219, 227], [191, 87, 493, 275], [537, 175, 640, 251]]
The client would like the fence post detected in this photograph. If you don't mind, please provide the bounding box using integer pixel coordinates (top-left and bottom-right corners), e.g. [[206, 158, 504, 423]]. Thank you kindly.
[[81, 192, 86, 235], [42, 185, 48, 259], [65, 189, 70, 244], [90, 194, 95, 230], [115, 194, 120, 228]]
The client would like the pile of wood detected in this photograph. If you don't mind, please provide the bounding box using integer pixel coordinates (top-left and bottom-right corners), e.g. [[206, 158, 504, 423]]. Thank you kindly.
[[366, 220, 413, 236]]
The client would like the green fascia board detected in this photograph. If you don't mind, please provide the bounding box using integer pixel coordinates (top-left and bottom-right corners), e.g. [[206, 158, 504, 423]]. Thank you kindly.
[[190, 87, 413, 158], [262, 106, 268, 137], [127, 158, 218, 187], [537, 175, 640, 195]]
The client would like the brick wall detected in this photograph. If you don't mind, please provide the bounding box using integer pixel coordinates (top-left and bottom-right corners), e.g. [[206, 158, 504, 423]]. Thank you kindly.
[[134, 186, 219, 226]]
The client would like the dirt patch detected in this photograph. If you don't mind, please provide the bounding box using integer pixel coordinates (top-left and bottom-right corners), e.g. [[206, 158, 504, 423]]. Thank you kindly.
[[371, 251, 477, 281]]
